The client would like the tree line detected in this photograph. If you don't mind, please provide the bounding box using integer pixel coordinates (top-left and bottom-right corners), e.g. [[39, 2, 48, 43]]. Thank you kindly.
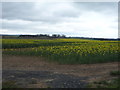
[[19, 34, 66, 38]]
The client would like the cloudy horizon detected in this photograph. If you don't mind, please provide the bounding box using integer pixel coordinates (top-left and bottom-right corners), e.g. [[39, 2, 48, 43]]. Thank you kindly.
[[1, 2, 118, 38]]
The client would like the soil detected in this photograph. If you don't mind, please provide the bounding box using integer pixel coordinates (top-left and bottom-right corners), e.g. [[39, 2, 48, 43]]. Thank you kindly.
[[2, 55, 119, 88]]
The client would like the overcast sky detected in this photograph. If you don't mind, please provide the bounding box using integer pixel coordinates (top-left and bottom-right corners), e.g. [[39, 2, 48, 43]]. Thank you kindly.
[[1, 2, 118, 38]]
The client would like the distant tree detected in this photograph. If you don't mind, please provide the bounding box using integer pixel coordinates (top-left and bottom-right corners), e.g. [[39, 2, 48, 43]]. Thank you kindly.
[[52, 34, 58, 38], [19, 34, 66, 38], [61, 34, 66, 38]]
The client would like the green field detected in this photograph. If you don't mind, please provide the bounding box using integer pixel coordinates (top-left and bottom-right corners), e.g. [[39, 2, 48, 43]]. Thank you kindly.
[[2, 38, 119, 64]]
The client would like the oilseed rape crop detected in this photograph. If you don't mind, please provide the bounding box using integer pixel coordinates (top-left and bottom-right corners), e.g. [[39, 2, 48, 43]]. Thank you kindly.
[[2, 39, 119, 64]]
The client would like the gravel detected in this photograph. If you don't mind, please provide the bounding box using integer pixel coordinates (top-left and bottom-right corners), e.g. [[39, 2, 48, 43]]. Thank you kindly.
[[2, 70, 88, 88]]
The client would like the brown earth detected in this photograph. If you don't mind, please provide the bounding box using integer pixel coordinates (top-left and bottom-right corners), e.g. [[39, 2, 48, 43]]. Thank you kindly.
[[2, 55, 119, 88]]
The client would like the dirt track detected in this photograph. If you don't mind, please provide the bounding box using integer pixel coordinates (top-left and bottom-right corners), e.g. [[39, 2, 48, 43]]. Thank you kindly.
[[2, 55, 119, 88]]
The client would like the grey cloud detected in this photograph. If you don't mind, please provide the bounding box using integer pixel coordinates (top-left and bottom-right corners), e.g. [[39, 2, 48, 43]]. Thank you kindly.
[[2, 2, 81, 23], [2, 23, 26, 30], [73, 2, 117, 12], [2, 2, 35, 20], [2, 2, 117, 23]]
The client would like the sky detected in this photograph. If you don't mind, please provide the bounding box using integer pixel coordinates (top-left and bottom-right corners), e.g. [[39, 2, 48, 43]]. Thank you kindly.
[[1, 2, 118, 38]]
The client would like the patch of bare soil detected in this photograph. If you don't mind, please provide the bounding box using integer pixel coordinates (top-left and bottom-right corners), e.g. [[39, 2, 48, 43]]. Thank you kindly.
[[2, 55, 119, 88]]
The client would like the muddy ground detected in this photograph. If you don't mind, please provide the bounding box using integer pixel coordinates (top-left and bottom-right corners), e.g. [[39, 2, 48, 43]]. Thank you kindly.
[[2, 55, 119, 88]]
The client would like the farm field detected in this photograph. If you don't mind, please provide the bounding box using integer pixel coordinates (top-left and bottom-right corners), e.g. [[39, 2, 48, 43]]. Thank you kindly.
[[2, 38, 119, 64], [2, 38, 120, 88]]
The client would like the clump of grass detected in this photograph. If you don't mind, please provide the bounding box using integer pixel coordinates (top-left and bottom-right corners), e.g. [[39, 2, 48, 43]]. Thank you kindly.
[[2, 80, 18, 88], [87, 70, 120, 88], [87, 78, 120, 88], [110, 70, 120, 76]]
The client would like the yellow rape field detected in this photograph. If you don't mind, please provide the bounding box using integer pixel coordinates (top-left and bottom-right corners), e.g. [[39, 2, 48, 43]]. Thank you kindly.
[[2, 38, 119, 64]]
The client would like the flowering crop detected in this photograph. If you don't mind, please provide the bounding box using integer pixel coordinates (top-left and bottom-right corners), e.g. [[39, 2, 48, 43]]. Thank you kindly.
[[2, 39, 119, 64]]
